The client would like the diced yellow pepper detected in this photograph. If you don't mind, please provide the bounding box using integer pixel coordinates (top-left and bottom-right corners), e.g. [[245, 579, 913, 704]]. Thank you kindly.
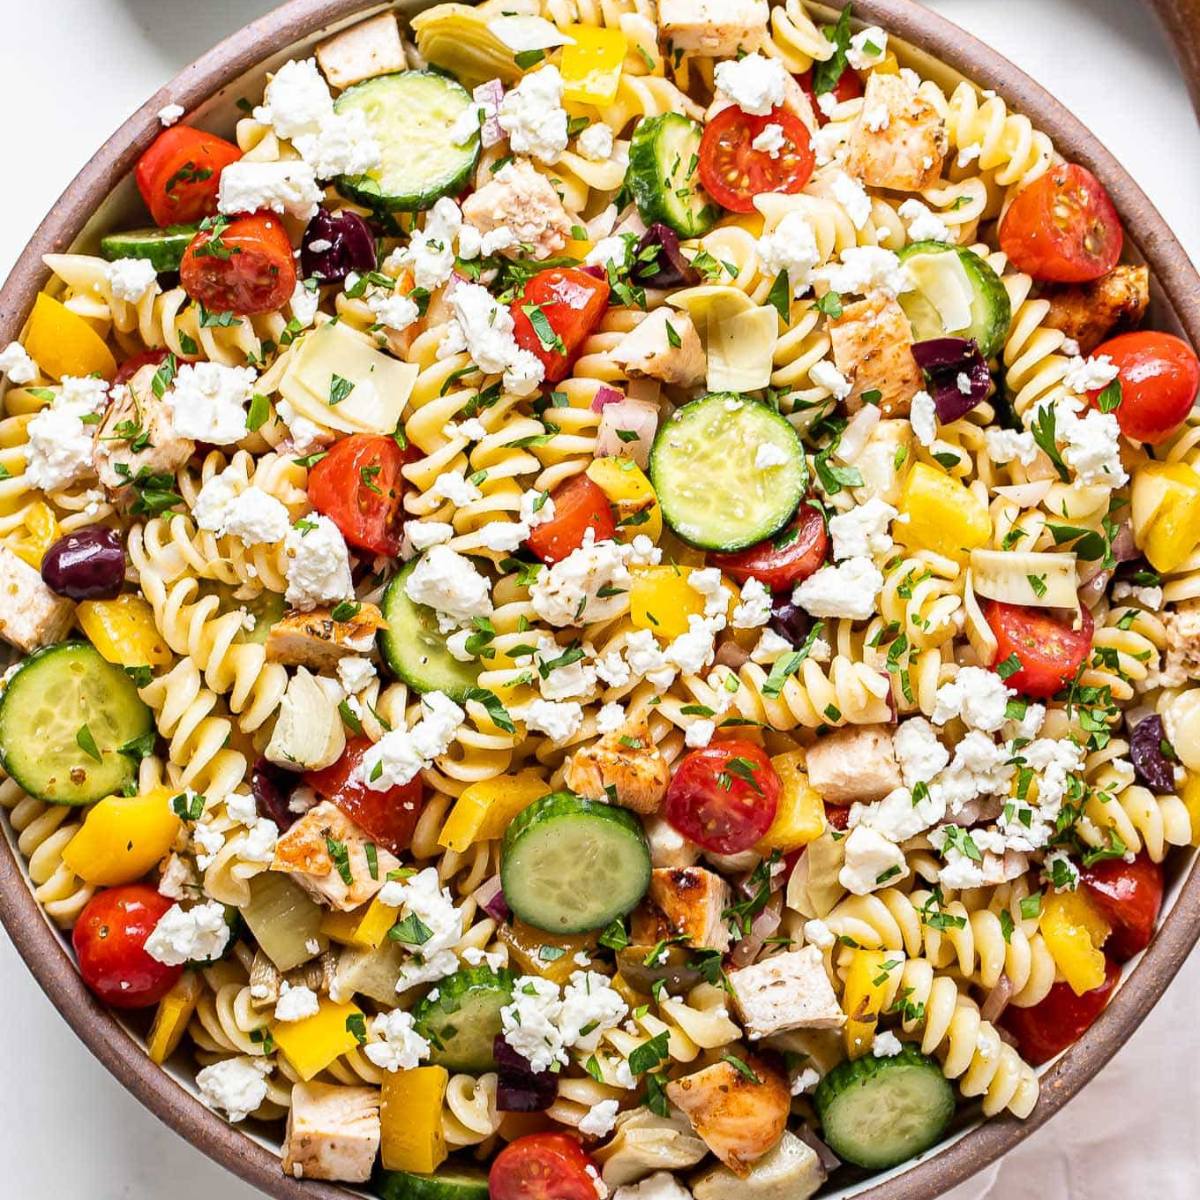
[[1131, 461, 1200, 573], [9, 500, 59, 568], [896, 463, 991, 560], [62, 787, 182, 886], [842, 948, 902, 1058], [498, 918, 598, 986], [560, 25, 627, 106], [320, 897, 399, 950], [23, 292, 116, 381], [630, 564, 705, 639], [271, 997, 365, 1081], [438, 770, 551, 851], [76, 594, 172, 669], [564, 238, 593, 261], [147, 973, 203, 1065], [381, 1066, 449, 1173], [755, 751, 826, 854], [1182, 773, 1200, 847], [586, 458, 663, 544], [1041, 889, 1111, 996]]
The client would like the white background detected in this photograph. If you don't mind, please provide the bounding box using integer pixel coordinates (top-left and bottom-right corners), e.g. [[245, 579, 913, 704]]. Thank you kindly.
[[1, 0, 1199, 1196]]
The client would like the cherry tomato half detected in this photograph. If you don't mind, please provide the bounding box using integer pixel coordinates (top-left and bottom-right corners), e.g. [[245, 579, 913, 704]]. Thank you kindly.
[[511, 267, 610, 385], [1086, 331, 1200, 445], [525, 474, 616, 564], [305, 737, 424, 857], [134, 126, 242, 228], [999, 163, 1123, 283], [665, 740, 781, 855], [698, 105, 815, 214], [711, 503, 828, 591], [1080, 853, 1163, 963], [307, 434, 406, 557], [985, 600, 1095, 699], [180, 212, 296, 316], [489, 1133, 600, 1200], [113, 348, 170, 388], [73, 885, 182, 1009], [797, 66, 864, 125], [1001, 957, 1120, 1066]]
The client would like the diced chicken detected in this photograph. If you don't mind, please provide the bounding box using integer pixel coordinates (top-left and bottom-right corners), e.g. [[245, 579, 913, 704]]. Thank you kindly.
[[272, 800, 400, 911], [829, 292, 923, 418], [1164, 605, 1200, 683], [1042, 264, 1151, 355], [594, 1108, 709, 1188], [727, 946, 845, 1038], [563, 717, 669, 814], [266, 603, 385, 670], [611, 309, 706, 388], [692, 1131, 827, 1200], [0, 545, 75, 652], [93, 363, 194, 493], [665, 1055, 790, 1177], [282, 1080, 381, 1183], [658, 0, 770, 57], [646, 866, 732, 952], [461, 159, 573, 261], [845, 72, 947, 192], [644, 815, 700, 870], [315, 13, 407, 90], [804, 724, 900, 804]]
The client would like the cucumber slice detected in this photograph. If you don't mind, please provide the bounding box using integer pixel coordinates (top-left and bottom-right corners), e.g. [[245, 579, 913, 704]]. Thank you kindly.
[[0, 641, 153, 805], [99, 225, 198, 273], [376, 1167, 490, 1200], [412, 965, 515, 1073], [502, 792, 651, 934], [627, 114, 719, 238], [335, 71, 479, 211], [814, 1045, 955, 1170], [649, 393, 806, 551], [898, 242, 1012, 359], [378, 558, 480, 702]]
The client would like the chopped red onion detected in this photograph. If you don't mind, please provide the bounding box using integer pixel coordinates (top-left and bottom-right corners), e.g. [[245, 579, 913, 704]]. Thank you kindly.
[[473, 875, 511, 923], [630, 223, 701, 288], [590, 385, 626, 413], [729, 897, 782, 968], [911, 337, 991, 422], [795, 1124, 842, 1172], [1110, 520, 1138, 563], [595, 399, 659, 468]]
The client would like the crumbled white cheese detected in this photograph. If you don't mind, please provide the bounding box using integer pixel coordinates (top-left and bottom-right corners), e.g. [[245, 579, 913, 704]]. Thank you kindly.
[[757, 211, 821, 295], [105, 257, 159, 303], [274, 981, 320, 1023], [1062, 353, 1120, 395], [751, 123, 785, 158], [284, 514, 354, 610], [166, 362, 255, 444], [846, 27, 888, 69], [361, 693, 465, 791], [731, 577, 772, 628], [830, 170, 873, 230], [23, 377, 108, 491], [714, 53, 788, 116], [872, 1030, 903, 1057], [985, 427, 1038, 465], [578, 1098, 621, 1138], [498, 65, 569, 163], [932, 665, 1013, 733], [793, 557, 884, 620], [1047, 394, 1128, 487], [577, 122, 615, 161], [828, 497, 896, 561], [196, 1056, 271, 1123], [810, 358, 853, 400], [839, 826, 909, 895], [685, 718, 715, 748], [755, 443, 791, 470], [364, 1009, 432, 1071], [892, 716, 950, 788], [217, 160, 322, 221], [898, 198, 952, 243], [530, 532, 631, 627], [402, 520, 454, 556], [405, 544, 493, 628], [431, 470, 483, 508], [157, 103, 185, 126], [0, 341, 36, 384], [389, 197, 464, 291], [194, 473, 290, 546], [445, 281, 545, 396], [369, 291, 420, 333], [909, 389, 938, 447], [595, 701, 627, 735], [814, 246, 911, 297], [520, 698, 584, 742], [337, 656, 376, 694], [500, 970, 628, 1073], [803, 918, 836, 949], [144, 900, 231, 966]]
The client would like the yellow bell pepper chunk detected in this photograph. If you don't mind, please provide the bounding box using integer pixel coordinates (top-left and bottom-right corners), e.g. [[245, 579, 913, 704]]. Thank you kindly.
[[62, 787, 182, 886], [147, 973, 203, 1065], [1041, 889, 1110, 996], [560, 25, 627, 106], [76, 595, 172, 669], [755, 752, 826, 854], [896, 463, 991, 560], [381, 1066, 449, 1173], [320, 897, 399, 950], [1131, 461, 1200, 573], [586, 458, 663, 544], [498, 918, 598, 985], [9, 500, 59, 569], [630, 564, 707, 639], [271, 997, 365, 1081], [842, 948, 902, 1058], [23, 292, 116, 381], [438, 769, 551, 851], [1181, 772, 1200, 847], [564, 238, 593, 261]]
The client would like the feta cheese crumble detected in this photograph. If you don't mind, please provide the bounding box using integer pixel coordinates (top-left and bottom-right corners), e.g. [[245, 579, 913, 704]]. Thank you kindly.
[[144, 900, 232, 965], [196, 1056, 271, 1123], [498, 66, 569, 163], [714, 53, 789, 116], [364, 1009, 432, 1071], [828, 497, 897, 561], [166, 362, 256, 444], [362, 693, 466, 791], [793, 557, 885, 621], [284, 514, 355, 610]]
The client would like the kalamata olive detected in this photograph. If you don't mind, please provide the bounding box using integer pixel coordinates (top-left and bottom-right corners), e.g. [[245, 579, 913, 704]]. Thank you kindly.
[[300, 208, 376, 285], [251, 758, 298, 831], [1129, 714, 1177, 793], [493, 1034, 557, 1111], [768, 594, 811, 646], [40, 525, 125, 600]]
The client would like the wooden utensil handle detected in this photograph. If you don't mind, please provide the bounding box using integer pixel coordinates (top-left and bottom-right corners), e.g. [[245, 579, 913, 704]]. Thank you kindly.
[[1146, 0, 1200, 115]]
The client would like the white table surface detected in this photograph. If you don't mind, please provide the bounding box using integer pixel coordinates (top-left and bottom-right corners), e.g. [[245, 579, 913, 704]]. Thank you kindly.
[[1, 0, 1198, 1195]]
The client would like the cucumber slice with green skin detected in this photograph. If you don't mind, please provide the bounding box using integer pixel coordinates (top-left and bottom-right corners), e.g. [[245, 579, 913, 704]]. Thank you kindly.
[[0, 641, 153, 805], [378, 558, 481, 702], [411, 965, 515, 1072], [627, 114, 719, 239], [99, 225, 198, 274], [502, 791, 651, 934], [814, 1045, 956, 1170], [898, 241, 1012, 359], [376, 1167, 490, 1200], [649, 393, 807, 551], [335, 71, 479, 212]]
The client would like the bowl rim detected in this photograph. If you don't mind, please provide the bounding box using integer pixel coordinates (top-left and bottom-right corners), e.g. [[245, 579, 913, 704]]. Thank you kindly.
[[2, 1, 1199, 1197]]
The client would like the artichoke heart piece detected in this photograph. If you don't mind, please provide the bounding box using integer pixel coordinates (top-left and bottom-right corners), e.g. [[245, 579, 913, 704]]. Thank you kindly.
[[410, 1, 540, 87]]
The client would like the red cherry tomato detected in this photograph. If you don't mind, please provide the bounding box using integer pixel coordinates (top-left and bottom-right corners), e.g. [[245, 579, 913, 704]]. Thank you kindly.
[[1080, 854, 1163, 962], [307, 434, 406, 557], [985, 601, 1095, 699], [490, 1134, 601, 1200], [1001, 957, 1120, 1066], [1086, 331, 1200, 445], [113, 348, 170, 387], [999, 163, 1123, 283], [524, 474, 616, 564], [180, 212, 296, 316], [511, 267, 610, 384], [711, 503, 827, 591], [72, 885, 182, 1009], [825, 804, 851, 831], [797, 66, 864, 125], [305, 737, 424, 856], [134, 126, 242, 228], [665, 740, 781, 855], [698, 105, 815, 214]]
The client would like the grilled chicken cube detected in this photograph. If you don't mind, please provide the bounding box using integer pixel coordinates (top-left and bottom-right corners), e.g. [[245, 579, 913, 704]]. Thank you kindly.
[[1164, 604, 1200, 684], [846, 72, 947, 192], [646, 866, 732, 952], [0, 546, 75, 653], [266, 602, 385, 670], [563, 718, 669, 814], [804, 724, 900, 804], [282, 1081, 381, 1183], [692, 1131, 827, 1200], [611, 309, 706, 388], [315, 12, 406, 89], [1042, 264, 1151, 355], [461, 159, 573, 262], [829, 292, 924, 417], [728, 946, 845, 1038], [93, 363, 194, 493], [657, 0, 770, 56]]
